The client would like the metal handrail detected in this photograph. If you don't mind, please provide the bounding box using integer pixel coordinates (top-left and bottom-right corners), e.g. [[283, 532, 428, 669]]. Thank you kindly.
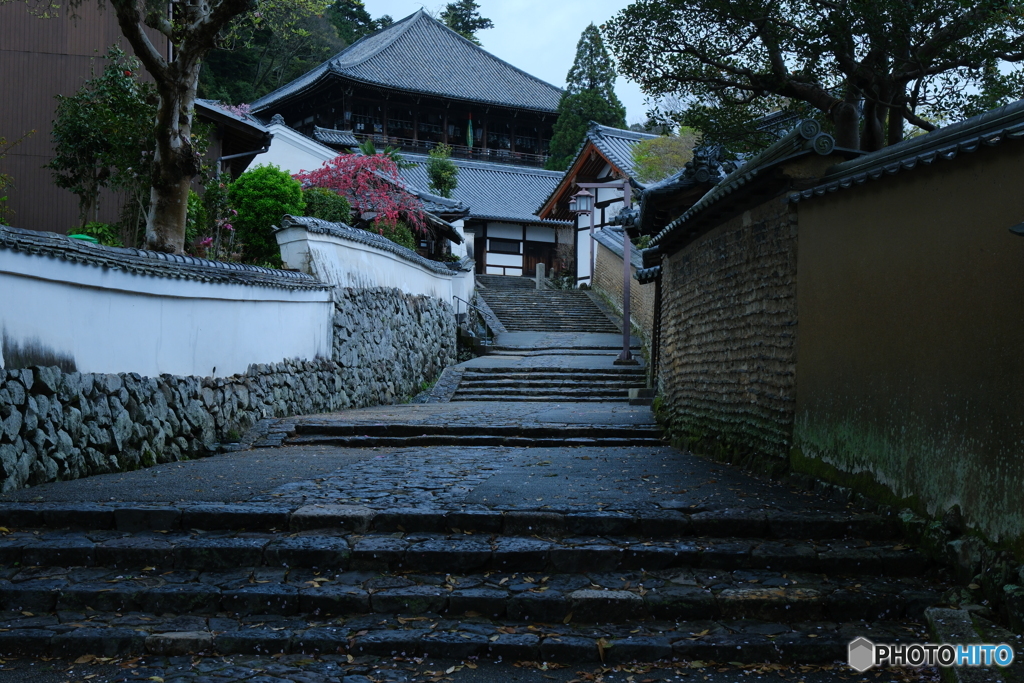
[[453, 295, 496, 346]]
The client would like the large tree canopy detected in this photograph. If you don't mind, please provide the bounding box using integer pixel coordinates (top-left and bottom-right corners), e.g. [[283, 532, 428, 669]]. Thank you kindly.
[[546, 24, 627, 171], [604, 0, 1024, 152]]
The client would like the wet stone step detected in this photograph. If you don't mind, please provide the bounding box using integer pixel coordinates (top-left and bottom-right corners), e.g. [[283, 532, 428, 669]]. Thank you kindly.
[[0, 505, 902, 540], [283, 435, 664, 448], [290, 423, 661, 438], [0, 530, 929, 575], [0, 609, 931, 662], [450, 395, 633, 402], [0, 564, 943, 624]]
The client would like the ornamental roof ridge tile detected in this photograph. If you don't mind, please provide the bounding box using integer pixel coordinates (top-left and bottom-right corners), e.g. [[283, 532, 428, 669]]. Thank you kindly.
[[789, 97, 1024, 203], [276, 215, 468, 274], [0, 225, 329, 290], [650, 120, 837, 249], [252, 10, 563, 113]]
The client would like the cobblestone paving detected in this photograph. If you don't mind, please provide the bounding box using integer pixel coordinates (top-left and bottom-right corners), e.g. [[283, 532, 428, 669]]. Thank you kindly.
[[247, 445, 842, 512]]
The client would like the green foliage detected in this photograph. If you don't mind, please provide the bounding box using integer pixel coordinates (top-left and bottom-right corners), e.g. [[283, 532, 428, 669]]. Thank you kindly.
[[326, 0, 392, 45], [368, 220, 416, 251], [357, 138, 414, 168], [75, 222, 123, 247], [185, 190, 207, 247], [228, 165, 304, 265], [0, 132, 32, 225], [47, 46, 157, 228], [630, 130, 698, 183], [545, 25, 626, 171], [440, 0, 493, 45], [546, 91, 627, 171], [199, 14, 343, 104], [303, 186, 352, 223], [566, 24, 620, 102], [425, 144, 458, 198], [604, 0, 1024, 152]]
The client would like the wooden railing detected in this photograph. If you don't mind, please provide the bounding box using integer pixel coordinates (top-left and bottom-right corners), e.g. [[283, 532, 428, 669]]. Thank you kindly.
[[353, 132, 550, 167]]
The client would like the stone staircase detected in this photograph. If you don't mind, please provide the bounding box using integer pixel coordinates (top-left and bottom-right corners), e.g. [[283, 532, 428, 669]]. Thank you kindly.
[[450, 366, 646, 403], [478, 289, 619, 333], [476, 274, 537, 291], [0, 501, 944, 663]]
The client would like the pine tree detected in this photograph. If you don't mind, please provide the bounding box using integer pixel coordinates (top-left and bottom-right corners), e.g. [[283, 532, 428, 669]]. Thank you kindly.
[[545, 24, 626, 171], [440, 0, 493, 46]]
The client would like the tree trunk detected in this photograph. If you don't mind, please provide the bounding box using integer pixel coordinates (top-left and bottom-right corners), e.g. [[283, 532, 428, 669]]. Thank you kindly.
[[831, 100, 861, 149], [145, 63, 203, 253]]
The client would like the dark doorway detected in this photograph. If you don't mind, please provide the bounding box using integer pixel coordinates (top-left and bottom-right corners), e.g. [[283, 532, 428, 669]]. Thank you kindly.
[[524, 241, 554, 277]]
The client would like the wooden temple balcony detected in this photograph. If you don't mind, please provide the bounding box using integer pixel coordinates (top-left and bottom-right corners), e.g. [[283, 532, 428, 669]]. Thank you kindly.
[[353, 132, 550, 168]]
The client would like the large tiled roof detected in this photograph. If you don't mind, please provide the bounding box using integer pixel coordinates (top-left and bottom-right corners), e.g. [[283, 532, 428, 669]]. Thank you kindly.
[[252, 10, 562, 114], [399, 154, 569, 226], [789, 97, 1024, 203]]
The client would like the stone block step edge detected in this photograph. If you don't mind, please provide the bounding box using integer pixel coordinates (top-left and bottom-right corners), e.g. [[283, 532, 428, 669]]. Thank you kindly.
[[284, 435, 665, 448], [0, 615, 931, 664], [0, 534, 930, 575], [289, 423, 661, 437], [0, 505, 902, 538], [0, 577, 941, 624]]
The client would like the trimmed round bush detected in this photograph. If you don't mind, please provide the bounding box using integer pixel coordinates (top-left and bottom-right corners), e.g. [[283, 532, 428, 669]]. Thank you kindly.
[[228, 164, 304, 265]]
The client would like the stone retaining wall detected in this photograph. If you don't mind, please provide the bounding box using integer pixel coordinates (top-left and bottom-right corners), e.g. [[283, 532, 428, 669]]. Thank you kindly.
[[0, 287, 455, 492]]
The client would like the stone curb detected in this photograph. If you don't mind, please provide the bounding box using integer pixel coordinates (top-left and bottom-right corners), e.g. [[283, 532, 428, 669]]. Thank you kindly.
[[926, 608, 1024, 683], [0, 503, 900, 539]]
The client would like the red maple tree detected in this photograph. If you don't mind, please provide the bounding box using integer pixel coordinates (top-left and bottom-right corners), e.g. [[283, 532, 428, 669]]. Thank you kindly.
[[294, 154, 427, 234]]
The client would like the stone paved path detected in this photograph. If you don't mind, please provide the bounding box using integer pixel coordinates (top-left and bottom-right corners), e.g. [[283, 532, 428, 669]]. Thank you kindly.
[[0, 328, 963, 682]]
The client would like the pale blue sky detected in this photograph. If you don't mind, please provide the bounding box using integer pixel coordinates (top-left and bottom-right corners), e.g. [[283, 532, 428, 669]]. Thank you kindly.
[[364, 0, 650, 125]]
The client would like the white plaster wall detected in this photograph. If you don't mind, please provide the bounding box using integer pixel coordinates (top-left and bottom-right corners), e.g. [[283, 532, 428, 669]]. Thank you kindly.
[[526, 226, 556, 243], [0, 250, 334, 377], [277, 227, 473, 306], [257, 124, 337, 175], [449, 219, 468, 259], [487, 223, 524, 240], [486, 252, 522, 267]]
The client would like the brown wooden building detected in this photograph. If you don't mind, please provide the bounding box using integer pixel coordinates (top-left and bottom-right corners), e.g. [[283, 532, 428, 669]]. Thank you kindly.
[[250, 10, 563, 169], [0, 6, 270, 237]]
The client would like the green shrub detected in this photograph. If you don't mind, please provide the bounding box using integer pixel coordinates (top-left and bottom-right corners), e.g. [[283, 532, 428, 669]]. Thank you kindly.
[[228, 164, 304, 265], [75, 221, 123, 247], [303, 186, 352, 223], [370, 220, 417, 251]]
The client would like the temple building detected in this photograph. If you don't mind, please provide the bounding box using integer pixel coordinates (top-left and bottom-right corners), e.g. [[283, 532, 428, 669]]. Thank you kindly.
[[250, 9, 562, 168], [253, 9, 572, 276]]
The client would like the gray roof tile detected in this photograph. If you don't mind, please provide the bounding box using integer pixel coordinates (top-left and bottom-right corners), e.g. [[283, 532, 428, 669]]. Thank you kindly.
[[276, 215, 469, 275], [0, 225, 327, 290], [252, 10, 562, 113], [399, 154, 569, 226], [313, 127, 360, 148]]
